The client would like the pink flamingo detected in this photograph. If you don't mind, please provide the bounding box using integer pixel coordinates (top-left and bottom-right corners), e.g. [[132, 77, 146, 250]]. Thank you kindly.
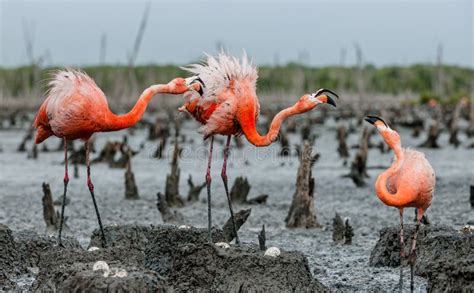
[[365, 116, 435, 291], [33, 69, 191, 246], [180, 52, 338, 244]]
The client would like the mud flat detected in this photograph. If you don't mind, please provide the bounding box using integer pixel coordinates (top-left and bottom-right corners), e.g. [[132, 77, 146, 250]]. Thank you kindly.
[[370, 224, 474, 292], [1, 224, 327, 292], [1, 124, 473, 291]]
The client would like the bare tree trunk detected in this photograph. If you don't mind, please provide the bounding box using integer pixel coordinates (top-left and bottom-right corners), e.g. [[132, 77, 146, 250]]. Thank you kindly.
[[126, 2, 151, 96], [435, 43, 445, 97], [42, 182, 58, 231], [124, 150, 139, 200], [285, 141, 321, 228], [337, 125, 349, 165], [222, 209, 251, 242], [354, 43, 365, 99], [165, 138, 184, 207], [449, 101, 463, 147]]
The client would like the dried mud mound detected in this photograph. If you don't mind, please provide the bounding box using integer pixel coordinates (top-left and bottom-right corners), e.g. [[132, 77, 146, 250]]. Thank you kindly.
[[1, 224, 79, 291], [13, 229, 81, 267], [5, 224, 326, 292], [0, 224, 21, 291], [0, 224, 22, 274], [32, 246, 147, 291], [94, 224, 327, 292], [156, 243, 327, 292], [369, 224, 473, 292]]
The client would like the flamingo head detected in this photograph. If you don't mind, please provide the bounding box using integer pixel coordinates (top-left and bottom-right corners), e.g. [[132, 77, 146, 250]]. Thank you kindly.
[[365, 115, 400, 146], [166, 77, 191, 94], [296, 88, 338, 113]]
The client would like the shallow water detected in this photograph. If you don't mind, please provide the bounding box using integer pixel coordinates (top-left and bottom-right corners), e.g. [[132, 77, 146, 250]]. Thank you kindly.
[[1, 118, 473, 292]]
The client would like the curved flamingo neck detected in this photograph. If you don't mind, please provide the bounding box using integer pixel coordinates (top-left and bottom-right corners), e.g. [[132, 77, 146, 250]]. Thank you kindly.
[[103, 85, 164, 131], [241, 104, 301, 147], [374, 132, 409, 207]]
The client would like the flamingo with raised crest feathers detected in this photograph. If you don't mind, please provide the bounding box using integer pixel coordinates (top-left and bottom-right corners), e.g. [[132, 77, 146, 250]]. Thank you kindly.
[[365, 116, 435, 292], [33, 69, 191, 247], [179, 52, 338, 244]]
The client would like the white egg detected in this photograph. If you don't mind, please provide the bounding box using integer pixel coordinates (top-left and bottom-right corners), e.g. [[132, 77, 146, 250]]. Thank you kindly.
[[92, 261, 110, 277], [264, 247, 281, 257], [214, 242, 230, 249]]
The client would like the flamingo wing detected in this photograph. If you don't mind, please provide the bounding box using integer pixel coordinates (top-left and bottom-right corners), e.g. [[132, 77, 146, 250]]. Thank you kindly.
[[34, 69, 109, 142]]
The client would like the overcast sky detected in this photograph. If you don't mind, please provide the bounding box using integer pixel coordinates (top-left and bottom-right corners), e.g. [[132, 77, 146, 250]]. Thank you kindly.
[[0, 0, 472, 68]]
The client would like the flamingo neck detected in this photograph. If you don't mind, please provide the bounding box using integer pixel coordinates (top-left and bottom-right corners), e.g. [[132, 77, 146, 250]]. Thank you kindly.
[[374, 139, 408, 207], [242, 105, 301, 147], [104, 85, 163, 131]]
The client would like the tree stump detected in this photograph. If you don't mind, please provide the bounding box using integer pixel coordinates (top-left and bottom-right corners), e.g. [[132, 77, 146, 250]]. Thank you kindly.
[[156, 192, 183, 224], [344, 218, 354, 245], [336, 125, 349, 165], [153, 135, 167, 159], [467, 95, 474, 137], [470, 186, 474, 208], [412, 126, 422, 138], [258, 225, 266, 250], [449, 101, 463, 148], [301, 123, 311, 141], [165, 139, 184, 207], [230, 177, 251, 204], [233, 136, 244, 149], [42, 182, 58, 231], [93, 140, 120, 164], [124, 151, 139, 200], [186, 175, 206, 203], [345, 127, 370, 187], [247, 194, 269, 205], [17, 126, 34, 152], [332, 213, 345, 242], [222, 209, 251, 242], [285, 141, 321, 228], [279, 131, 291, 156], [419, 121, 441, 148]]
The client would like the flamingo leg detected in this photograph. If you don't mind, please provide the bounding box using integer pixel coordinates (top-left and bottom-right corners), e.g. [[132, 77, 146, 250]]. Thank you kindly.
[[398, 208, 405, 291], [409, 208, 423, 292], [58, 138, 69, 247], [206, 136, 214, 243], [221, 135, 240, 245], [85, 141, 107, 247]]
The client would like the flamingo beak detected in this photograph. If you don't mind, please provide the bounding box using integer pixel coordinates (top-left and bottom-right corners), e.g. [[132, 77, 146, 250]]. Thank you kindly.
[[326, 96, 337, 107], [315, 88, 338, 107], [365, 115, 388, 127]]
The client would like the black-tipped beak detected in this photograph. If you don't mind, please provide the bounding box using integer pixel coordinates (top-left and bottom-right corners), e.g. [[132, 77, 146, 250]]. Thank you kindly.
[[364, 115, 388, 127], [326, 96, 337, 107], [314, 88, 338, 107]]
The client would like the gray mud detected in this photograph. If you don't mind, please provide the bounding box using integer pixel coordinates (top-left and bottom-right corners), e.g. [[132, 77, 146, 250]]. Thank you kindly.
[[370, 224, 474, 292], [1, 118, 474, 292]]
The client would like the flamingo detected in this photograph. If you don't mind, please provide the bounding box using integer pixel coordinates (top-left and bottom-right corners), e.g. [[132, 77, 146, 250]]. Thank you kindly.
[[179, 52, 338, 244], [365, 116, 435, 292], [33, 69, 191, 247]]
